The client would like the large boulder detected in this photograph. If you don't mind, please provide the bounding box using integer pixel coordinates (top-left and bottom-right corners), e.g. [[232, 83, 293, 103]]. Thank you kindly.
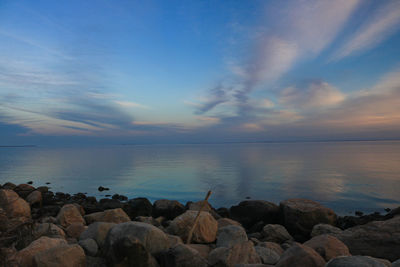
[[311, 224, 343, 237], [333, 215, 400, 261], [217, 218, 241, 229], [0, 189, 31, 229], [79, 222, 116, 248], [33, 244, 86, 267], [159, 243, 208, 267], [261, 224, 293, 244], [15, 236, 67, 266], [104, 221, 169, 256], [84, 208, 130, 224], [208, 240, 261, 267], [66, 222, 87, 238], [303, 234, 350, 261], [56, 204, 85, 228], [280, 199, 337, 239], [153, 199, 185, 220], [79, 238, 98, 256], [257, 241, 284, 256], [275, 243, 325, 267], [230, 200, 279, 229], [216, 225, 248, 248], [14, 183, 35, 198], [254, 245, 280, 265], [26, 190, 42, 206], [122, 197, 153, 219], [167, 210, 218, 243], [325, 255, 386, 267], [33, 223, 66, 239]]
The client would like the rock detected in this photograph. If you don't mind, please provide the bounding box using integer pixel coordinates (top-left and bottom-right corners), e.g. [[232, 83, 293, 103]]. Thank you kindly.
[[14, 183, 35, 198], [98, 186, 109, 191], [15, 236, 67, 266], [311, 224, 343, 237], [218, 218, 241, 229], [280, 198, 337, 239], [26, 190, 42, 206], [0, 189, 31, 230], [112, 194, 128, 201], [255, 246, 280, 265], [79, 222, 115, 248], [56, 204, 85, 228], [167, 234, 183, 247], [79, 238, 98, 256], [325, 255, 386, 267], [134, 216, 161, 226], [86, 256, 107, 267], [261, 224, 293, 244], [153, 199, 186, 220], [37, 186, 49, 193], [167, 210, 218, 243], [84, 208, 130, 224], [188, 244, 212, 259], [275, 243, 325, 267], [187, 200, 212, 212], [33, 243, 86, 267], [392, 259, 400, 267], [33, 223, 66, 239], [2, 182, 16, 190], [159, 243, 208, 267], [304, 234, 350, 261], [230, 200, 279, 229], [105, 235, 159, 267], [334, 215, 400, 261], [216, 207, 230, 218], [66, 223, 87, 239], [99, 198, 122, 210], [122, 197, 153, 219], [216, 225, 248, 248], [208, 240, 261, 267], [235, 265, 274, 267], [104, 221, 169, 255], [257, 242, 284, 256]]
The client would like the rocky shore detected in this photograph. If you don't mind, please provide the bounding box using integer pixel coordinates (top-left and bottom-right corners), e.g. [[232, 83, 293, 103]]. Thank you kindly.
[[1, 181, 399, 267]]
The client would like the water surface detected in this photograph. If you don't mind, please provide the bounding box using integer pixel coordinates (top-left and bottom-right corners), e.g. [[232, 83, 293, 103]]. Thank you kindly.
[[1, 141, 399, 215]]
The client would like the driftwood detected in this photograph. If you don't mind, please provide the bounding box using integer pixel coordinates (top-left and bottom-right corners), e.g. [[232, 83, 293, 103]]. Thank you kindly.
[[186, 190, 212, 244]]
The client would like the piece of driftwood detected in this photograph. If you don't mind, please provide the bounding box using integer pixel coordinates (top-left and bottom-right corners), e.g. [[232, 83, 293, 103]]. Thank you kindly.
[[186, 190, 212, 244]]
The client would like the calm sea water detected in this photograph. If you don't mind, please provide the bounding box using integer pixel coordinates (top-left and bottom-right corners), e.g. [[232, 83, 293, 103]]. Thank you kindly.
[[1, 141, 400, 215]]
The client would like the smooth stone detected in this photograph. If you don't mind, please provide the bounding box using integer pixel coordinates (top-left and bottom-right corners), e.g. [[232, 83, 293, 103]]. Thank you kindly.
[[79, 238, 98, 256], [153, 199, 186, 220], [275, 243, 325, 267], [33, 243, 86, 267], [303, 234, 350, 261], [84, 208, 130, 224], [255, 246, 280, 265], [79, 222, 115, 248], [261, 224, 293, 244], [325, 255, 386, 267], [26, 190, 42, 206], [216, 225, 248, 248], [56, 204, 85, 228]]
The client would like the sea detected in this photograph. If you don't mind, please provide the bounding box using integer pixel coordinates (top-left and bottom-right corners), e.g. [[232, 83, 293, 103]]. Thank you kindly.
[[1, 141, 400, 215]]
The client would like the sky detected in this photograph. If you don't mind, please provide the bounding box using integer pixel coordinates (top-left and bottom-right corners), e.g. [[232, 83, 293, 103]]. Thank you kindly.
[[1, 0, 400, 145]]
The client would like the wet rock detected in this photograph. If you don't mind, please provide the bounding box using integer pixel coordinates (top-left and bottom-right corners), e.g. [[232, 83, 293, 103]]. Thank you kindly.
[[153, 199, 185, 220], [230, 200, 279, 229], [311, 223, 343, 237], [218, 218, 241, 229], [84, 208, 130, 224], [280, 198, 337, 240], [33, 223, 66, 239], [167, 210, 218, 244], [66, 222, 87, 239], [159, 243, 208, 267], [79, 222, 115, 248], [104, 221, 169, 255], [216, 225, 248, 248], [15, 236, 67, 266], [26, 190, 42, 206], [255, 246, 280, 265], [33, 243, 86, 267], [333, 215, 400, 261], [122, 197, 153, 219], [275, 243, 325, 267], [261, 224, 293, 244], [79, 238, 98, 256], [14, 183, 35, 198], [325, 255, 386, 267], [208, 240, 261, 267], [304, 234, 350, 261], [56, 204, 85, 228]]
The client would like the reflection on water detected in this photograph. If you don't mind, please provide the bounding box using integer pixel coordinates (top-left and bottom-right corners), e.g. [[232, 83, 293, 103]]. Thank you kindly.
[[1, 141, 400, 214]]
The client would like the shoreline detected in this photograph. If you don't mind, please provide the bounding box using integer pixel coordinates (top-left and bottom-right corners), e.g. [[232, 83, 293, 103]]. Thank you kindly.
[[1, 181, 400, 266]]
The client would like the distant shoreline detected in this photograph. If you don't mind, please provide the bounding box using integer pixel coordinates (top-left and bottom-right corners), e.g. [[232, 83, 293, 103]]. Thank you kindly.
[[0, 145, 36, 148]]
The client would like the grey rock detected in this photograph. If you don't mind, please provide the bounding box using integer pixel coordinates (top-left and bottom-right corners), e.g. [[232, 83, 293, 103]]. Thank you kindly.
[[159, 243, 208, 267], [311, 224, 343, 237], [208, 241, 261, 267], [217, 225, 248, 248], [79, 221, 115, 248], [255, 246, 280, 265], [261, 224, 293, 244], [326, 256, 386, 267], [275, 243, 325, 267], [79, 238, 98, 256], [303, 234, 350, 261]]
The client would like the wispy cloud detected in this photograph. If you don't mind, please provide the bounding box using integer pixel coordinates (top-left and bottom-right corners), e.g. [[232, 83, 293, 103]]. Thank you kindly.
[[114, 100, 150, 109], [332, 0, 400, 60]]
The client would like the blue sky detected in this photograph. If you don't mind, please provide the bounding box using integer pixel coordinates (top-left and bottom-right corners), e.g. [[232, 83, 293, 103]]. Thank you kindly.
[[1, 0, 400, 144]]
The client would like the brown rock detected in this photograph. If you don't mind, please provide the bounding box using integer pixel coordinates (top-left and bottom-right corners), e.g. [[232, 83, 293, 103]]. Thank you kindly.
[[66, 223, 87, 239], [208, 240, 261, 267], [15, 236, 67, 267], [257, 241, 284, 256], [167, 210, 218, 243], [56, 204, 85, 228], [33, 244, 86, 267], [261, 224, 293, 244], [153, 199, 186, 220], [26, 190, 42, 206], [14, 184, 35, 198], [230, 200, 279, 229], [304, 234, 350, 261], [33, 223, 66, 239], [0, 189, 31, 230], [79, 222, 115, 248], [275, 243, 325, 267], [188, 244, 212, 259], [84, 208, 130, 224], [280, 199, 337, 239], [218, 218, 241, 229], [160, 243, 208, 267]]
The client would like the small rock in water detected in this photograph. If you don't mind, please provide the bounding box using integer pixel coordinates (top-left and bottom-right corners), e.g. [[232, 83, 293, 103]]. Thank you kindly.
[[46, 182, 51, 185], [384, 208, 391, 212], [246, 196, 251, 199], [355, 211, 363, 216], [27, 181, 33, 185], [98, 186, 109, 192], [105, 194, 111, 197]]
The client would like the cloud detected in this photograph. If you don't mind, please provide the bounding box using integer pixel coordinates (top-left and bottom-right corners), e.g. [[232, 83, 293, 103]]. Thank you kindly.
[[114, 101, 150, 109], [279, 81, 346, 109], [332, 0, 400, 60], [194, 84, 230, 115]]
